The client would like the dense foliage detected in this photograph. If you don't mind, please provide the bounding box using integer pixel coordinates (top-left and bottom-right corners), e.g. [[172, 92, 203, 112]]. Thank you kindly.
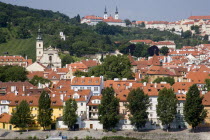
[[10, 100, 34, 131], [38, 91, 52, 130], [0, 65, 28, 82], [119, 43, 149, 57], [126, 88, 150, 130], [29, 75, 51, 87], [184, 84, 207, 131], [74, 55, 134, 80], [63, 98, 78, 130], [160, 46, 169, 56], [98, 87, 120, 130], [153, 77, 175, 86], [156, 88, 177, 131]]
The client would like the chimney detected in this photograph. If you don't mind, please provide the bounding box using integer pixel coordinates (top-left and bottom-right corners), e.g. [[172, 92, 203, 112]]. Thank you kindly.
[[60, 94, 64, 101], [154, 83, 157, 88]]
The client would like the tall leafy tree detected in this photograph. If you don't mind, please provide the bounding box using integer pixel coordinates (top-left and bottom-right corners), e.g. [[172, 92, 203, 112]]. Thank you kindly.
[[10, 100, 34, 131], [98, 87, 120, 130], [63, 98, 78, 130], [184, 84, 207, 131], [204, 79, 210, 91], [160, 46, 169, 56], [38, 91, 52, 130], [127, 88, 150, 130], [89, 55, 134, 80], [153, 77, 175, 86], [156, 88, 177, 131], [29, 75, 51, 87]]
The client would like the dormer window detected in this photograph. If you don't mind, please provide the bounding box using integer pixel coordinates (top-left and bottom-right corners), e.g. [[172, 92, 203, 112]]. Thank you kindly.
[[29, 101, 33, 104], [15, 101, 18, 104], [52, 101, 56, 104], [148, 89, 151, 92]]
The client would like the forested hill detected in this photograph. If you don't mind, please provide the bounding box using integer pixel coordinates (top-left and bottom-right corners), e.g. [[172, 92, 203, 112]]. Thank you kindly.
[[0, 2, 116, 61], [0, 1, 70, 27], [0, 2, 208, 62]]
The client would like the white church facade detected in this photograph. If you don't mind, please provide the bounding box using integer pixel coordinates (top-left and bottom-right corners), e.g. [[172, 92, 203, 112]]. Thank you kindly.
[[36, 29, 62, 68], [81, 7, 126, 27]]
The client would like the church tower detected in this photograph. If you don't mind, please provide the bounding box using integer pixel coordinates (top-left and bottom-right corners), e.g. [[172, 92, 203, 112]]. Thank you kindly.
[[115, 6, 119, 19], [36, 28, 43, 61], [104, 6, 108, 19]]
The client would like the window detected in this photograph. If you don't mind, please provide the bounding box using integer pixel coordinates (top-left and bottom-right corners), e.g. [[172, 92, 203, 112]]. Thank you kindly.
[[124, 120, 127, 124], [150, 106, 152, 110], [94, 87, 98, 91], [59, 114, 61, 117], [150, 113, 153, 117], [81, 103, 83, 106], [49, 56, 52, 61], [122, 109, 126, 115], [81, 111, 83, 114], [59, 108, 62, 110], [178, 110, 180, 114], [87, 87, 91, 90]]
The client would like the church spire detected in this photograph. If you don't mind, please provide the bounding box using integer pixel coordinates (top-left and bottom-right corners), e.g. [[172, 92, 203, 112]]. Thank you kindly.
[[36, 27, 42, 41], [114, 6, 119, 19], [115, 6, 118, 14], [104, 6, 108, 19], [104, 6, 107, 14]]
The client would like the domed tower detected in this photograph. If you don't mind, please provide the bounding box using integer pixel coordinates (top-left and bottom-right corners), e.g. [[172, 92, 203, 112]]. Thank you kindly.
[[115, 6, 119, 19], [36, 28, 43, 61], [104, 6, 108, 19]]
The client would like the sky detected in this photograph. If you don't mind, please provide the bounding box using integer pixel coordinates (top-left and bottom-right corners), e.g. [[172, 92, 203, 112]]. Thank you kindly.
[[1, 0, 210, 21]]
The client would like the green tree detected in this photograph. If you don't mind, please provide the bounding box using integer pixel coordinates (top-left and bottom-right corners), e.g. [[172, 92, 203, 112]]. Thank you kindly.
[[184, 84, 207, 131], [63, 98, 78, 130], [205, 79, 210, 91], [98, 87, 120, 130], [153, 77, 175, 86], [126, 88, 150, 130], [29, 75, 51, 87], [156, 88, 177, 131], [89, 55, 134, 80], [124, 19, 131, 26], [10, 100, 34, 131], [160, 46, 169, 56], [61, 54, 75, 67], [182, 30, 192, 39], [2, 66, 28, 82], [38, 91, 52, 130]]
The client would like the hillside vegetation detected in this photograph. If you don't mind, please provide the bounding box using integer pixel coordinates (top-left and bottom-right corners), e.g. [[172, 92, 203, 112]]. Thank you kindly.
[[0, 2, 208, 62]]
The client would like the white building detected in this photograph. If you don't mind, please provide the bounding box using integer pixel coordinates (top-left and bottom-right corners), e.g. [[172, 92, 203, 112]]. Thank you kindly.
[[81, 7, 126, 27], [36, 29, 62, 68], [71, 76, 104, 96]]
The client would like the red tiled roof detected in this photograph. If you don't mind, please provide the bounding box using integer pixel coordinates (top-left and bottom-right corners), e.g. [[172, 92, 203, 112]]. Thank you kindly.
[[152, 41, 175, 46], [147, 21, 169, 24], [81, 59, 99, 68], [203, 91, 210, 106], [188, 16, 210, 20], [83, 15, 103, 20], [103, 16, 123, 23], [130, 40, 153, 44], [71, 77, 101, 86], [87, 95, 101, 106], [0, 113, 11, 123]]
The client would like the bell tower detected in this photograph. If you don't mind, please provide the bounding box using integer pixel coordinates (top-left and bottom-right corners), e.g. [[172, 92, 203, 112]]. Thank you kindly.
[[36, 28, 43, 61], [104, 6, 108, 19], [115, 6, 119, 19]]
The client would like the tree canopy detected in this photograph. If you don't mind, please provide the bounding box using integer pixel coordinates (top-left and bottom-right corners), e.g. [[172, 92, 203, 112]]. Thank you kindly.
[[156, 88, 177, 131], [160, 46, 169, 56], [184, 84, 207, 131], [63, 98, 78, 130], [98, 87, 120, 130], [29, 75, 51, 87], [10, 100, 34, 131], [75, 55, 134, 80], [153, 77, 175, 86], [0, 65, 28, 82], [38, 91, 52, 130], [126, 88, 150, 130]]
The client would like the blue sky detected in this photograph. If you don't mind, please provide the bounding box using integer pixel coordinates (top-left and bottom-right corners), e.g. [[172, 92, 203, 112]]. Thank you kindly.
[[1, 0, 210, 21]]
